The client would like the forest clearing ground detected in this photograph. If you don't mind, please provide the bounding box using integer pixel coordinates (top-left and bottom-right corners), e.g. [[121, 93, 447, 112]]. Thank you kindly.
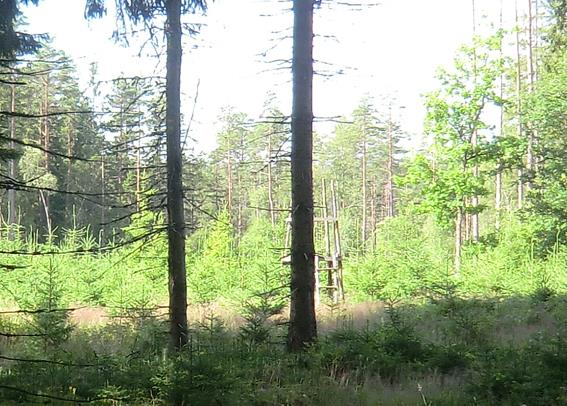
[[1, 295, 567, 404]]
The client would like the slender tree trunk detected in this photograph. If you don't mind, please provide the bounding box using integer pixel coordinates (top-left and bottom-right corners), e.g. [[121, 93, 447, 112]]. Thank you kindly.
[[7, 84, 17, 240], [495, 170, 502, 218], [464, 204, 471, 241], [455, 206, 463, 274], [136, 114, 142, 212], [40, 74, 52, 237], [361, 135, 367, 245], [516, 0, 524, 208], [165, 0, 188, 351], [385, 108, 395, 218], [255, 172, 261, 220], [471, 132, 480, 242], [100, 154, 105, 244], [370, 179, 377, 249], [65, 119, 75, 224], [237, 163, 243, 235], [288, 0, 317, 352], [39, 190, 52, 238], [226, 147, 233, 215], [526, 0, 536, 188], [534, 0, 539, 81], [496, 0, 504, 230], [471, 0, 480, 241], [267, 132, 276, 226]]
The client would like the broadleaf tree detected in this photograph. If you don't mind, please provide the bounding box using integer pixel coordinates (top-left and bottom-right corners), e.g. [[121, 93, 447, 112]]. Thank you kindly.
[[403, 34, 505, 273]]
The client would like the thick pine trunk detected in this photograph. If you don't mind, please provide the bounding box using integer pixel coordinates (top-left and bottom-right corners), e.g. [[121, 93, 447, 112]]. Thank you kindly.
[[288, 0, 317, 352], [165, 0, 188, 350]]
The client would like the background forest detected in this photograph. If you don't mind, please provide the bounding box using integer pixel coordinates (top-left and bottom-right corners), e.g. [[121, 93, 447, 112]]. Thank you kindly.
[[2, 0, 567, 405]]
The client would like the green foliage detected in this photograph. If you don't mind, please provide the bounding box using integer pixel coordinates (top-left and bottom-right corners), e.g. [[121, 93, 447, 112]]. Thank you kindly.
[[524, 50, 567, 254], [403, 34, 505, 228], [188, 210, 236, 303]]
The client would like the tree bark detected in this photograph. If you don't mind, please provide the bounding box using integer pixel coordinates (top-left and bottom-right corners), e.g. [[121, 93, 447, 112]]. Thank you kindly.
[[7, 83, 16, 240], [361, 134, 367, 245], [226, 143, 233, 217], [40, 74, 52, 237], [455, 206, 463, 274], [515, 0, 524, 208], [267, 132, 276, 226], [288, 0, 317, 352], [65, 118, 75, 224], [165, 0, 188, 351], [100, 155, 105, 245], [526, 0, 536, 188], [496, 0, 503, 230], [471, 0, 480, 242], [471, 131, 480, 242], [385, 106, 395, 218], [370, 179, 377, 249]]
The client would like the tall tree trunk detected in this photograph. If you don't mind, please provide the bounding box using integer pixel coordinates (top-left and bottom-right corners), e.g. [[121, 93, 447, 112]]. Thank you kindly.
[[65, 119, 75, 224], [40, 74, 52, 237], [385, 107, 395, 218], [7, 83, 17, 240], [39, 190, 52, 238], [471, 0, 480, 242], [136, 137, 141, 212], [267, 132, 276, 226], [165, 0, 188, 351], [100, 154, 105, 245], [361, 135, 367, 245], [237, 163, 243, 235], [515, 0, 524, 208], [370, 179, 377, 249], [455, 206, 463, 274], [288, 0, 317, 352], [471, 132, 480, 242], [226, 146, 233, 216], [496, 0, 504, 230], [526, 0, 536, 189], [495, 169, 502, 224]]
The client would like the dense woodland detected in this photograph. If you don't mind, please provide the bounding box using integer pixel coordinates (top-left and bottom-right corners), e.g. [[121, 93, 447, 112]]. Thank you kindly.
[[2, 0, 567, 404]]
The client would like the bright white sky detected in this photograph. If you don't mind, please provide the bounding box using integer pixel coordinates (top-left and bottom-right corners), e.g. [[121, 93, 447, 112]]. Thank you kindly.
[[23, 0, 530, 153]]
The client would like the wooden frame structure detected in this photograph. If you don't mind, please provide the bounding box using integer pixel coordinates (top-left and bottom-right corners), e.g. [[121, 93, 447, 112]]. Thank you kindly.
[[282, 180, 344, 306]]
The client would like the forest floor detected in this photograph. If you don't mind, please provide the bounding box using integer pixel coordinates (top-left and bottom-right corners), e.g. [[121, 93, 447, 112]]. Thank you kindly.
[[1, 291, 566, 405]]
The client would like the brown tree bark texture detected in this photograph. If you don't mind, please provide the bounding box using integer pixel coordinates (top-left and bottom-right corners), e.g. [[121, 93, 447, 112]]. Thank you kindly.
[[288, 0, 317, 352], [165, 0, 188, 350]]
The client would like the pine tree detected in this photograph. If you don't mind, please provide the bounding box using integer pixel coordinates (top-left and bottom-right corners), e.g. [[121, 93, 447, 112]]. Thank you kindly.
[[288, 0, 317, 352], [85, 0, 208, 351]]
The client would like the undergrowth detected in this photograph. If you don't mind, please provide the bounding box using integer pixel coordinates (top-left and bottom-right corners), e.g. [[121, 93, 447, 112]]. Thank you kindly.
[[1, 291, 567, 405], [1, 214, 567, 403]]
